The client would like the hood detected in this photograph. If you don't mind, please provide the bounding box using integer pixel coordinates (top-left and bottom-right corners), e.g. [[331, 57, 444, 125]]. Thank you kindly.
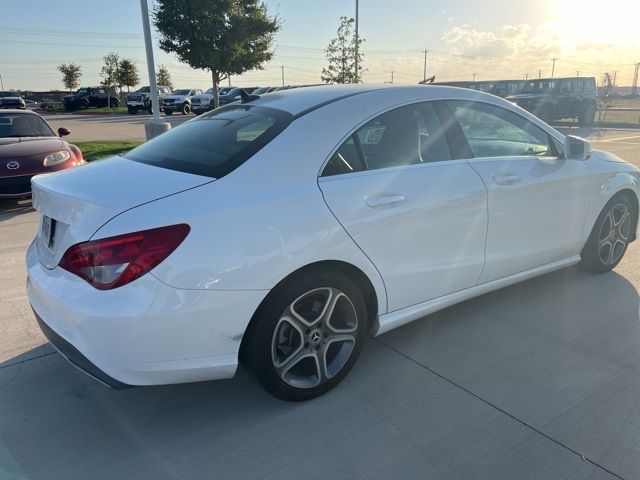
[[0, 137, 66, 158], [192, 93, 214, 100], [164, 95, 188, 101]]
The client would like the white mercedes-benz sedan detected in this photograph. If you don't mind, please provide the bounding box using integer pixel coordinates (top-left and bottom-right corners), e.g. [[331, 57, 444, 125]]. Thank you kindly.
[[27, 85, 639, 400]]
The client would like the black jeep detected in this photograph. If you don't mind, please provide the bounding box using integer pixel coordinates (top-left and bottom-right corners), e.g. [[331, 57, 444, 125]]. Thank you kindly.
[[126, 85, 172, 114], [62, 87, 120, 111], [506, 77, 597, 127]]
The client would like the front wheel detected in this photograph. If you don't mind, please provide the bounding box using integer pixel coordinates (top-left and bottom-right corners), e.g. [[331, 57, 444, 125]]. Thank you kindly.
[[109, 98, 119, 108], [241, 269, 367, 401], [181, 103, 191, 115], [581, 194, 634, 272]]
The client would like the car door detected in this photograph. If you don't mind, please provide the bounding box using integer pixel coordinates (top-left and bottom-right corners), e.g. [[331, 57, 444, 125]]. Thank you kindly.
[[318, 102, 488, 312], [556, 79, 573, 118], [444, 100, 590, 283]]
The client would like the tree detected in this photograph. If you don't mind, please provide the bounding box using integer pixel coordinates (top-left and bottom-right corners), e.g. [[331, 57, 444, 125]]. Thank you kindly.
[[57, 63, 82, 92], [154, 0, 280, 108], [156, 65, 174, 90], [118, 59, 140, 93], [100, 52, 121, 97], [321, 17, 365, 84]]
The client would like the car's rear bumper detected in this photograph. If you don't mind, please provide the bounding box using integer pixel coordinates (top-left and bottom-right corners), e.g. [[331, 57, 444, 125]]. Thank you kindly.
[[26, 240, 268, 387], [33, 309, 131, 389]]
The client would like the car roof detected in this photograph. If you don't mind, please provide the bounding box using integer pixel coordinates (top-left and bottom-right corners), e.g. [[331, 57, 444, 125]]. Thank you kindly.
[[246, 84, 514, 116], [0, 109, 40, 115]]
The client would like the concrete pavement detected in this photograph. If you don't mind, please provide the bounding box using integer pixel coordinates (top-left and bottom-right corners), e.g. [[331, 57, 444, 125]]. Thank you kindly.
[[1, 129, 640, 479]]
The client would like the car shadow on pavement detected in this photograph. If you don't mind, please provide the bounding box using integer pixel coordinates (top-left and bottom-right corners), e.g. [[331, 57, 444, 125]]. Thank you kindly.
[[1, 267, 639, 479], [0, 199, 34, 223]]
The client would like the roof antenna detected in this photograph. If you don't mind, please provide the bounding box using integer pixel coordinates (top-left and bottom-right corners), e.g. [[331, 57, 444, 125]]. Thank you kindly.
[[239, 89, 260, 103]]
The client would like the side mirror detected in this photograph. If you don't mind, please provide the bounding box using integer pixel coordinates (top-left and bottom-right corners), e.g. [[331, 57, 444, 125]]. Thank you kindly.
[[58, 127, 70, 137], [565, 135, 591, 161]]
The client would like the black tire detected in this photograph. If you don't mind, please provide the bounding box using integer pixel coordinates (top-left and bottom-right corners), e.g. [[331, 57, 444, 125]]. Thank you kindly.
[[578, 103, 596, 128], [165, 110, 173, 116], [241, 268, 368, 401], [109, 98, 119, 108], [127, 106, 137, 115], [581, 193, 635, 273], [181, 102, 191, 115]]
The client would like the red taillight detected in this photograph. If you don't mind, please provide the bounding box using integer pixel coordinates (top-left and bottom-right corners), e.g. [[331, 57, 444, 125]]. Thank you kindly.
[[59, 224, 190, 290]]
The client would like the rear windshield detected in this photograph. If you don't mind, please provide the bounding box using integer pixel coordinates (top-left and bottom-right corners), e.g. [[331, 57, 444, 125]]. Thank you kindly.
[[125, 105, 292, 178]]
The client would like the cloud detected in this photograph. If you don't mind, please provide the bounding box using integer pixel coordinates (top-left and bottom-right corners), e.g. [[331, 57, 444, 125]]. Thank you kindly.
[[442, 23, 564, 60]]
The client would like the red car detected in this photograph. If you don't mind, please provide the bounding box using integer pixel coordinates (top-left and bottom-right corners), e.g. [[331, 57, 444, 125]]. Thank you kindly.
[[0, 110, 84, 199]]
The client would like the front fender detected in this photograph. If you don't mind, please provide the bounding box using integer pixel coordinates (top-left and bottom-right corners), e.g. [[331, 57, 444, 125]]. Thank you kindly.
[[581, 152, 640, 245]]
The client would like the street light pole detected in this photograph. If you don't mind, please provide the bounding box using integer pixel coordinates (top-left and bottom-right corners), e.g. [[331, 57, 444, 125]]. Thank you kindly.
[[354, 0, 359, 83], [0, 74, 4, 90], [423, 49, 428, 83], [281, 66, 285, 86], [139, 0, 170, 139], [551, 57, 558, 78]]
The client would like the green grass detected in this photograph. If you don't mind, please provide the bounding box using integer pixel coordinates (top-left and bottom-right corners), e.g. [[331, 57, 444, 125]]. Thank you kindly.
[[74, 141, 143, 161], [73, 107, 130, 115]]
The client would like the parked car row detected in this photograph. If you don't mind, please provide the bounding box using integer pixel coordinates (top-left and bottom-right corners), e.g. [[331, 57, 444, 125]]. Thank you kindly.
[[429, 76, 599, 127], [126, 84, 318, 115]]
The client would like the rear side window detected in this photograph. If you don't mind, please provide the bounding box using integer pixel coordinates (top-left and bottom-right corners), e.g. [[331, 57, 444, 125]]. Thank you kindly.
[[126, 105, 292, 178], [322, 102, 451, 177]]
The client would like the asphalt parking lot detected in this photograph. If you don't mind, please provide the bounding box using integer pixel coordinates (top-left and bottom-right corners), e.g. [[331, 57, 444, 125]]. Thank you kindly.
[[43, 113, 191, 141], [2, 128, 640, 479]]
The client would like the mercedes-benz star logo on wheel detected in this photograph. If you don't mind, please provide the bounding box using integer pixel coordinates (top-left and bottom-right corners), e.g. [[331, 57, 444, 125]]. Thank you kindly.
[[309, 328, 322, 345], [6, 161, 20, 170]]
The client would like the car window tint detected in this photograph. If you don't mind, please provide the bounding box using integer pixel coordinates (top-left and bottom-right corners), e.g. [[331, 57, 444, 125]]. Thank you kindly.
[[126, 105, 292, 179], [448, 100, 555, 158], [321, 102, 451, 177], [323, 137, 364, 176]]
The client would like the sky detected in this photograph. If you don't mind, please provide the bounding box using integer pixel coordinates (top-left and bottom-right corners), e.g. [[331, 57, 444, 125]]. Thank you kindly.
[[1, 0, 638, 92]]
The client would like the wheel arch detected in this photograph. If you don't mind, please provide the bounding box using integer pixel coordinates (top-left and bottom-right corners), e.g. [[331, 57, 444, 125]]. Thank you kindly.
[[240, 260, 381, 358], [617, 188, 639, 241]]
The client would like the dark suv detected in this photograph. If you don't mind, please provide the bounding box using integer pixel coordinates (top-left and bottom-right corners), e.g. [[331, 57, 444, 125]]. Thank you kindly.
[[126, 85, 172, 114], [506, 77, 597, 127], [0, 91, 26, 109], [62, 87, 120, 111]]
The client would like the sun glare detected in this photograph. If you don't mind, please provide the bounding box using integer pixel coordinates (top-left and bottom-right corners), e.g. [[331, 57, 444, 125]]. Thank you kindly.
[[555, 0, 639, 46]]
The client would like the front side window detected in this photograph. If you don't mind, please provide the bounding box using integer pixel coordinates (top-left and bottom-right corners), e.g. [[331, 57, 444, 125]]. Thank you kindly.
[[126, 105, 292, 178], [448, 101, 556, 158], [322, 102, 451, 177]]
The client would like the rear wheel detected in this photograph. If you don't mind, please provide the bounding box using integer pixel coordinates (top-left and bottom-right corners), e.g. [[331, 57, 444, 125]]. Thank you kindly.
[[581, 194, 634, 272], [181, 102, 191, 115], [109, 98, 119, 108], [578, 103, 596, 128], [241, 269, 367, 401]]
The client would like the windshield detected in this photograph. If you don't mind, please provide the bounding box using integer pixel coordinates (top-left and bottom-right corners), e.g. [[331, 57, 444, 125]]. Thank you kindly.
[[0, 113, 56, 138], [173, 89, 191, 95], [219, 87, 234, 95], [252, 87, 270, 95], [0, 91, 19, 98], [76, 88, 89, 95], [137, 87, 150, 93], [204, 88, 214, 94], [126, 105, 292, 178]]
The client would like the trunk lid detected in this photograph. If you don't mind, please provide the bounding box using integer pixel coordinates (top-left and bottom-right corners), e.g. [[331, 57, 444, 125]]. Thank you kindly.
[[31, 156, 213, 268]]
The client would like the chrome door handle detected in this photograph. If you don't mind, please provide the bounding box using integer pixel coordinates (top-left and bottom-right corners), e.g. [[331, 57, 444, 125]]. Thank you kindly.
[[365, 194, 407, 208], [493, 173, 521, 185]]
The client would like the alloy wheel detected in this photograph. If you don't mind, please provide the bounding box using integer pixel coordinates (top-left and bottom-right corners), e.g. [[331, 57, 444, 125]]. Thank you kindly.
[[597, 203, 631, 266], [271, 287, 358, 389]]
